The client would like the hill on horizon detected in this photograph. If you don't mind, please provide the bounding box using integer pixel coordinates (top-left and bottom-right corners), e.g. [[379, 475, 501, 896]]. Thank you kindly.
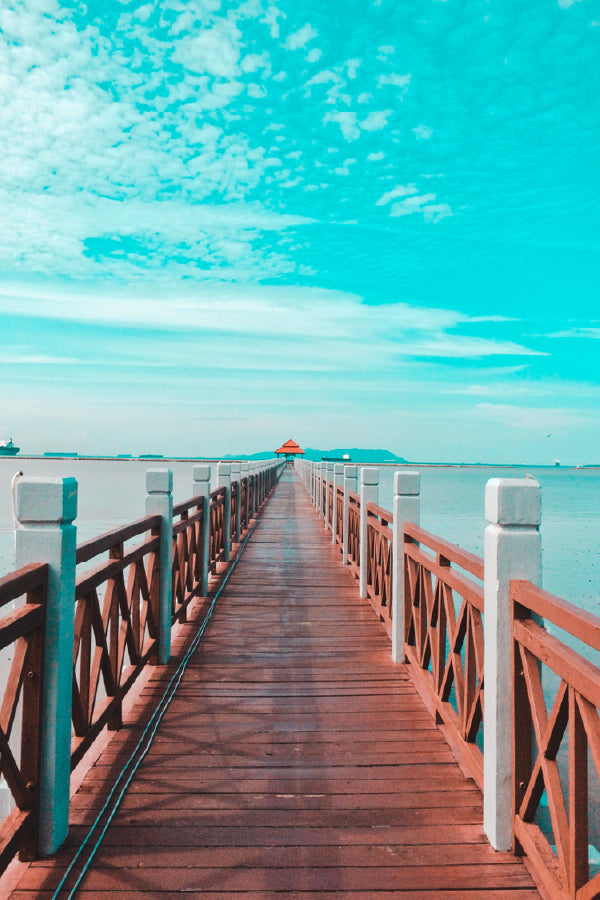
[[222, 447, 407, 463], [302, 448, 407, 463]]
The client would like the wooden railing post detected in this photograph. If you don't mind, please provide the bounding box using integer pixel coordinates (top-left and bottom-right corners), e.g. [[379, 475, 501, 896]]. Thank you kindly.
[[324, 463, 333, 531], [483, 477, 541, 852], [342, 465, 357, 564], [332, 464, 343, 545], [231, 462, 241, 542], [15, 476, 78, 855], [359, 468, 378, 599], [192, 465, 211, 597], [218, 462, 232, 562], [392, 471, 420, 663], [249, 462, 257, 519], [145, 469, 173, 665], [241, 462, 250, 532]]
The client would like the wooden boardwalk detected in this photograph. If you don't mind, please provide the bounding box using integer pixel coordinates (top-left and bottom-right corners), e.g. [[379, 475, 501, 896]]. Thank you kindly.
[[8, 469, 540, 898]]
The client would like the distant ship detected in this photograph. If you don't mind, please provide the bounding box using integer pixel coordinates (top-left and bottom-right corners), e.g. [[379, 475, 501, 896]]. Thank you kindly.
[[0, 438, 20, 456]]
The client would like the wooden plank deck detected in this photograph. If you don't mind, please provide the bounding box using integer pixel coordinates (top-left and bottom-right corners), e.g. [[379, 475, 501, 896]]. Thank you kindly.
[[7, 469, 540, 898]]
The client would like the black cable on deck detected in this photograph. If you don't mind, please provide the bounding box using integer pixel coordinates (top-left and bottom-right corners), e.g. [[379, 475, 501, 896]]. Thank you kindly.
[[51, 513, 264, 899]]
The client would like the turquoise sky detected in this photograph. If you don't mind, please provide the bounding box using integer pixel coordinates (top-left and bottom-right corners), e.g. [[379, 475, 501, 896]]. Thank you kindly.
[[1, 0, 599, 463]]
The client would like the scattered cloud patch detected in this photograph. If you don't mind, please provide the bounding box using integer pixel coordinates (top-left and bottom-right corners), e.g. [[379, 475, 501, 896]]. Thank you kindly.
[[361, 109, 393, 131], [413, 125, 433, 140], [306, 47, 322, 63], [285, 23, 318, 50], [376, 184, 418, 205], [545, 327, 600, 339]]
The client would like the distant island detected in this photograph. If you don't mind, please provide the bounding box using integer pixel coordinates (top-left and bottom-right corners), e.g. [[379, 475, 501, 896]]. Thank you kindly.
[[222, 447, 408, 463]]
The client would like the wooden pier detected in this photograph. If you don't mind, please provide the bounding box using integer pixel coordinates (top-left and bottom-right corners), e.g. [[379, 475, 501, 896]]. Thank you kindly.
[[5, 470, 540, 898]]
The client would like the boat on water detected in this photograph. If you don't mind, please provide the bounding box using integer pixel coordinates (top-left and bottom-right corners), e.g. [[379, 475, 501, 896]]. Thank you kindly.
[[0, 438, 20, 456]]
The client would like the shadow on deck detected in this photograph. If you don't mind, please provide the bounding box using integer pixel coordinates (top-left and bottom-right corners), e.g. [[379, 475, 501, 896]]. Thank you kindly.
[[6, 470, 540, 898]]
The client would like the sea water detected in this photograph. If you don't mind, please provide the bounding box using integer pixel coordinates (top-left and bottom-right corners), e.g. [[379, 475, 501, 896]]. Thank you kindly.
[[1, 458, 599, 613]]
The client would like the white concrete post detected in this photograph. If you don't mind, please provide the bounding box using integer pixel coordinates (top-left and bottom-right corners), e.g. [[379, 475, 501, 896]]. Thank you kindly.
[[217, 462, 232, 562], [342, 465, 357, 564], [15, 476, 78, 855], [332, 464, 344, 545], [192, 465, 211, 596], [145, 469, 173, 665], [483, 477, 541, 852], [231, 462, 241, 542], [359, 468, 379, 599], [392, 471, 420, 663]]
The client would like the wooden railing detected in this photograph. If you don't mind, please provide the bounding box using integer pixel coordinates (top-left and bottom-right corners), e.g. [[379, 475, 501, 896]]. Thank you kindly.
[[209, 487, 226, 573], [0, 458, 285, 871], [403, 522, 485, 788], [346, 491, 360, 578], [73, 516, 161, 768], [365, 502, 393, 630], [0, 563, 47, 868], [512, 580, 600, 900], [335, 486, 344, 548], [240, 478, 248, 534], [230, 481, 239, 542], [172, 495, 205, 624], [296, 457, 600, 899]]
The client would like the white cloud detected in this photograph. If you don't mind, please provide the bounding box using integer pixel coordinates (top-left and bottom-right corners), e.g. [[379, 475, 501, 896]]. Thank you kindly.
[[378, 73, 411, 91], [172, 24, 241, 78], [0, 283, 543, 364], [376, 184, 418, 205], [285, 23, 318, 50], [413, 124, 433, 140], [306, 47, 322, 63], [240, 52, 271, 74], [345, 58, 361, 79], [361, 109, 393, 131], [544, 327, 600, 339], [367, 151, 385, 161], [323, 110, 360, 141], [323, 109, 393, 141]]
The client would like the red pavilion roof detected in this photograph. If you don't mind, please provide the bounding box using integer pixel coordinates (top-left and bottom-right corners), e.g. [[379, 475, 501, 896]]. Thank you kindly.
[[274, 438, 305, 455]]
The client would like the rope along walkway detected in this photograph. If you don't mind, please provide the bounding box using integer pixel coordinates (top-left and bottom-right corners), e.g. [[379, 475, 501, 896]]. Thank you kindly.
[[9, 469, 539, 898]]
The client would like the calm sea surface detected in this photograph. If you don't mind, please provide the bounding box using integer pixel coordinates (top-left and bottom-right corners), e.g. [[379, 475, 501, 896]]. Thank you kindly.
[[1, 457, 598, 616]]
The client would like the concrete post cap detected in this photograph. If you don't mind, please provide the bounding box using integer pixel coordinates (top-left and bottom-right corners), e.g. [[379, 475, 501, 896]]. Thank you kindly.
[[146, 469, 173, 494], [485, 477, 541, 526], [217, 462, 231, 476], [394, 471, 420, 496], [334, 463, 344, 475], [15, 477, 78, 524], [193, 464, 211, 482], [231, 462, 241, 473], [360, 467, 379, 486], [344, 465, 357, 479], [241, 462, 250, 471]]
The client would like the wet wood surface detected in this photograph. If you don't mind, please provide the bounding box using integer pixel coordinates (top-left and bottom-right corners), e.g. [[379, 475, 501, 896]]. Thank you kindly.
[[6, 469, 540, 898]]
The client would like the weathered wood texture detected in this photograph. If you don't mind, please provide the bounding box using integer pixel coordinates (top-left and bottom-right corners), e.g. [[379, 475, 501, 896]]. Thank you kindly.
[[6, 470, 540, 898]]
